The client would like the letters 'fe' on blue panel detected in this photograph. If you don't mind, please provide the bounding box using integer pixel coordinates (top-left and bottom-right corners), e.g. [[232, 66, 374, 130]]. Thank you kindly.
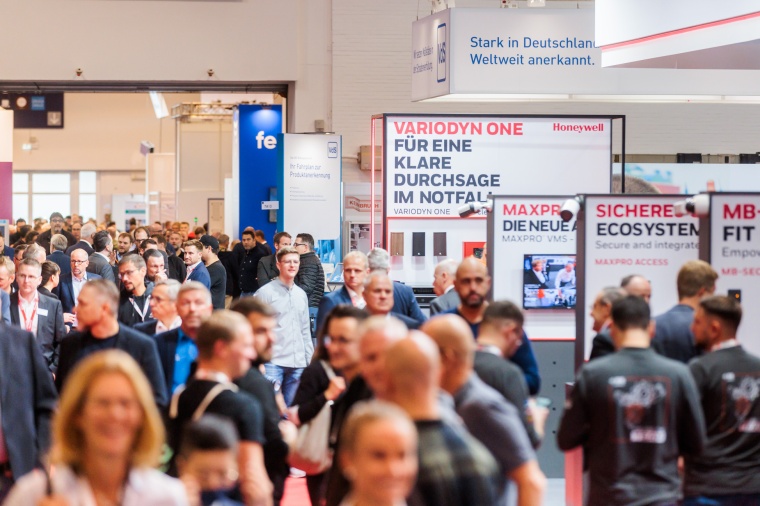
[[238, 105, 283, 242]]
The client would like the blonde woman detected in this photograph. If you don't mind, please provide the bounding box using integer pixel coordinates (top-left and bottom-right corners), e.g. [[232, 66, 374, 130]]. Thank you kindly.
[[6, 350, 188, 505], [338, 401, 418, 506]]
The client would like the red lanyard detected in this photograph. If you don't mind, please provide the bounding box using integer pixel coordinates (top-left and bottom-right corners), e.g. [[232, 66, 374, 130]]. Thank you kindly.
[[20, 298, 39, 333]]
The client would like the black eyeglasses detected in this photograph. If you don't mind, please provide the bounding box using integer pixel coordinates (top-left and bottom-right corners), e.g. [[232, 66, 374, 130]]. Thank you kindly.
[[294, 242, 306, 247]]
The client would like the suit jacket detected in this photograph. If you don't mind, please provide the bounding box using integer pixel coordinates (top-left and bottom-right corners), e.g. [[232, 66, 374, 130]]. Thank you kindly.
[[1, 245, 13, 258], [65, 240, 94, 257], [256, 254, 278, 290], [1, 290, 10, 324], [316, 285, 353, 335], [652, 304, 699, 364], [58, 272, 102, 315], [133, 319, 158, 336], [154, 328, 181, 396], [186, 261, 211, 289], [10, 292, 65, 372], [429, 289, 460, 316], [589, 328, 615, 361], [56, 325, 168, 408], [37, 287, 58, 300], [36, 229, 76, 254], [523, 269, 548, 288], [392, 282, 426, 326], [46, 250, 72, 277], [0, 323, 57, 480], [87, 251, 116, 283]]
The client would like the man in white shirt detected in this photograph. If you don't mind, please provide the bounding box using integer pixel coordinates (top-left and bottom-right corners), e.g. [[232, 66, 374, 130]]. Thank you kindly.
[[254, 246, 313, 406], [554, 262, 576, 289], [9, 258, 65, 372]]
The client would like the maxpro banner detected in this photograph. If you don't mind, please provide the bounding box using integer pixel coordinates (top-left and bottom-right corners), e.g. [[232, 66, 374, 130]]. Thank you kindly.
[[488, 196, 576, 340], [579, 195, 700, 362], [704, 193, 760, 356], [278, 134, 342, 241]]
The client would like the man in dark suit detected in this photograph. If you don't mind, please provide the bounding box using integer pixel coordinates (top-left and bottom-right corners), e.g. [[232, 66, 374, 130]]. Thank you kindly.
[[257, 232, 291, 290], [316, 250, 367, 333], [0, 234, 13, 259], [87, 230, 117, 283], [134, 279, 182, 336], [652, 260, 718, 364], [55, 279, 167, 408], [523, 258, 548, 288], [364, 271, 420, 329], [588, 286, 627, 361], [367, 248, 426, 326], [58, 248, 102, 317], [36, 212, 77, 253], [10, 258, 66, 372], [182, 239, 211, 289], [47, 234, 72, 278], [154, 281, 213, 395], [65, 222, 96, 257], [430, 259, 460, 316], [0, 305, 57, 500]]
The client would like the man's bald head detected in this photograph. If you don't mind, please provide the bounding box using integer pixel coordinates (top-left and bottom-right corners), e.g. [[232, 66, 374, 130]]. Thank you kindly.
[[421, 315, 475, 365], [621, 275, 651, 304], [359, 316, 408, 397], [454, 257, 491, 309], [384, 332, 441, 415]]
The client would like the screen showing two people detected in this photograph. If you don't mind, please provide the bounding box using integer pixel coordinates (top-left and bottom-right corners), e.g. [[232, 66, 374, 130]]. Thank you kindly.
[[523, 254, 576, 310]]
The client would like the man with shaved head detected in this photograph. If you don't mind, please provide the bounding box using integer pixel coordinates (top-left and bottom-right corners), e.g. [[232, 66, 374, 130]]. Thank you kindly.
[[358, 316, 408, 398], [383, 331, 500, 506], [423, 315, 546, 505], [58, 247, 102, 328], [446, 257, 541, 395]]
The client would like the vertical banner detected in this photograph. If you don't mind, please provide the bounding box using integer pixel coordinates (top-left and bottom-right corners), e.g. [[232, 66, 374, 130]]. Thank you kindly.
[[277, 134, 342, 260], [579, 195, 700, 364], [0, 109, 13, 221], [488, 196, 576, 339], [236, 104, 283, 241], [704, 193, 760, 356]]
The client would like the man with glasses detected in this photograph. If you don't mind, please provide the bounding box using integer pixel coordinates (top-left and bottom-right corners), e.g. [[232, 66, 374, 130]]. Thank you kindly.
[[254, 246, 314, 406], [134, 279, 182, 336], [10, 258, 65, 372], [35, 212, 76, 253], [59, 248, 101, 328], [117, 254, 153, 327]]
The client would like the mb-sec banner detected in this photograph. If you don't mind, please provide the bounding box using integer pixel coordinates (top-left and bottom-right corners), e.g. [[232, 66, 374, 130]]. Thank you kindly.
[[580, 195, 700, 360]]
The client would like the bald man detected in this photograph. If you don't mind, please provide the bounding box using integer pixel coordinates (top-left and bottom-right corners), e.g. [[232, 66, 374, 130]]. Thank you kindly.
[[445, 258, 541, 395], [383, 332, 500, 506], [363, 272, 420, 329], [423, 316, 545, 506], [358, 316, 408, 398], [621, 274, 652, 304]]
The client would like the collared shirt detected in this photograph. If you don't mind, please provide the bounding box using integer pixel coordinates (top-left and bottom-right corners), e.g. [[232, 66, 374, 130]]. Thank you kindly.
[[17, 291, 39, 335], [254, 278, 314, 368], [71, 273, 88, 303], [156, 316, 182, 335], [444, 284, 455, 294], [185, 261, 202, 282], [172, 328, 198, 393], [345, 286, 366, 309], [554, 268, 576, 288]]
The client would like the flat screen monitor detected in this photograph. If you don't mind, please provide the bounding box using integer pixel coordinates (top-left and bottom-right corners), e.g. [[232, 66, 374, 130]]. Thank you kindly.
[[523, 254, 576, 310]]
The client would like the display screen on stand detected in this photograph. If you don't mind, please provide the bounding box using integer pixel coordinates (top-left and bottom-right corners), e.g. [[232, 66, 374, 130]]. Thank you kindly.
[[522, 254, 576, 310]]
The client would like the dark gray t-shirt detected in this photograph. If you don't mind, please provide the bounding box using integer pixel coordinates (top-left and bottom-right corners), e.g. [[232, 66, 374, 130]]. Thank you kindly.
[[454, 373, 536, 504], [685, 345, 760, 496]]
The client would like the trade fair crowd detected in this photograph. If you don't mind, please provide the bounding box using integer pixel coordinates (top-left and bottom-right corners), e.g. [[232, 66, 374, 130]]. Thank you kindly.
[[0, 212, 758, 505]]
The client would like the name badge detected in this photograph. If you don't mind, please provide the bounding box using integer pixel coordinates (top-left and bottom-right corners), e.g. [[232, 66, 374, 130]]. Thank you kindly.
[[37, 308, 49, 317]]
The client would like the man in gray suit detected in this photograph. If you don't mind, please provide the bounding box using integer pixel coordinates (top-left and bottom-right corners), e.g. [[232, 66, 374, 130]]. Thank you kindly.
[[430, 259, 460, 316], [87, 230, 116, 283], [10, 258, 66, 372]]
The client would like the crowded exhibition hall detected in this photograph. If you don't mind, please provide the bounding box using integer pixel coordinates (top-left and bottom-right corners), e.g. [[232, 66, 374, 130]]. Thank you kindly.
[[2, 0, 760, 505]]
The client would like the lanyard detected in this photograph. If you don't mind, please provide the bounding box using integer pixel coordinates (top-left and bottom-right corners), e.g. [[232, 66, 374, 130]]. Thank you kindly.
[[20, 298, 38, 333], [129, 295, 151, 322]]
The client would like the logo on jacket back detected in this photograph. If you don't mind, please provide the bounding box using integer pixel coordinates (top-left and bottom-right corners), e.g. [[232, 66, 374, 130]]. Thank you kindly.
[[328, 142, 338, 158], [437, 23, 447, 83]]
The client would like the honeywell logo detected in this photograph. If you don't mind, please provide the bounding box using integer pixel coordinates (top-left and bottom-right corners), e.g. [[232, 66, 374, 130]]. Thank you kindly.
[[553, 122, 605, 133]]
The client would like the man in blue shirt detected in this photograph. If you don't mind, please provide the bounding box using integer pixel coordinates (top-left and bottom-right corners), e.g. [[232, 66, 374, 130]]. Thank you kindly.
[[155, 281, 214, 393]]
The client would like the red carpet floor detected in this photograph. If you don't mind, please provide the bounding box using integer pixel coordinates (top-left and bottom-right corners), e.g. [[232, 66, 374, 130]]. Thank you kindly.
[[282, 476, 311, 506]]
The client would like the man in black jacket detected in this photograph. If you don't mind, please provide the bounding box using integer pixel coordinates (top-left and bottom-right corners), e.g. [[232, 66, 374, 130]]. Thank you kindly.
[[239, 229, 268, 297], [294, 233, 325, 310], [36, 212, 76, 253], [55, 279, 167, 408], [257, 232, 291, 290]]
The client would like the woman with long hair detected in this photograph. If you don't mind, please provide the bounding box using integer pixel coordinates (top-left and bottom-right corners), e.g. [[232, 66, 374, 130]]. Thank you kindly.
[[6, 350, 188, 505]]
